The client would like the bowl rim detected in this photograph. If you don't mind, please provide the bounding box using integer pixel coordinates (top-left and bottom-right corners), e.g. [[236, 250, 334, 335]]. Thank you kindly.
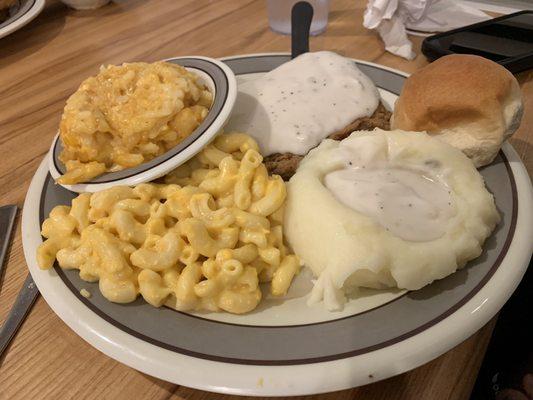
[[49, 55, 237, 193]]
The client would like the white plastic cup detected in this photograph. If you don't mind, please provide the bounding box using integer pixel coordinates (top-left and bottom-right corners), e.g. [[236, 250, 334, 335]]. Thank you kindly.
[[267, 0, 330, 35]]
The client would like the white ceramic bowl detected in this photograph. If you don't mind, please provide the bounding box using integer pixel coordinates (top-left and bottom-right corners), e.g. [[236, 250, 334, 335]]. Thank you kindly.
[[49, 56, 237, 193]]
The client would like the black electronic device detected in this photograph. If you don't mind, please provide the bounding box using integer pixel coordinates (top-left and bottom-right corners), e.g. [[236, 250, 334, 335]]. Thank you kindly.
[[421, 10, 533, 73]]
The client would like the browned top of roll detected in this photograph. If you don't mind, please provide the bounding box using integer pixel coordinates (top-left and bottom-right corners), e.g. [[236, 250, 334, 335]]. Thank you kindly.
[[392, 54, 523, 167]]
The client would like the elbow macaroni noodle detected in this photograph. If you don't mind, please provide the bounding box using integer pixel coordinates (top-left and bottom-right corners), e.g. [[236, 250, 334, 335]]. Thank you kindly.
[[38, 133, 300, 314]]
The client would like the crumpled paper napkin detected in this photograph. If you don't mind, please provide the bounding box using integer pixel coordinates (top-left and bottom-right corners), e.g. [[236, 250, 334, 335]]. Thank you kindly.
[[363, 0, 490, 60]]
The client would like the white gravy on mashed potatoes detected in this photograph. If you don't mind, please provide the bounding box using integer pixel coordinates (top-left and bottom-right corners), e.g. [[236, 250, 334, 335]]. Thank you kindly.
[[284, 129, 500, 311], [324, 161, 455, 242], [227, 51, 379, 155]]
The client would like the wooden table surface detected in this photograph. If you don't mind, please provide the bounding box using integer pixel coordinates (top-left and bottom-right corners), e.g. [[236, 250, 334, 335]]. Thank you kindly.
[[0, 1, 531, 399]]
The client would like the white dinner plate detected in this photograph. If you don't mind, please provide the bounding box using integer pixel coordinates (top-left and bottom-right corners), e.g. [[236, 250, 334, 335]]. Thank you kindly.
[[0, 0, 44, 39], [22, 53, 533, 397]]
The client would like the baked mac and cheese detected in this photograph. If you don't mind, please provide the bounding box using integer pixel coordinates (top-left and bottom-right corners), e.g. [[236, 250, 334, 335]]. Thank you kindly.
[[39, 133, 300, 314], [58, 61, 213, 185]]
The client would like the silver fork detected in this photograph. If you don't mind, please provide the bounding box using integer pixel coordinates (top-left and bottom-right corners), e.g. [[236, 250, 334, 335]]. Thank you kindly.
[[0, 205, 40, 358], [0, 205, 17, 285]]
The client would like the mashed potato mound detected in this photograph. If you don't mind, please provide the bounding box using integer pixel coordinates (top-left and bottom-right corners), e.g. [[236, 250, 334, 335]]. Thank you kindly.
[[285, 129, 499, 310]]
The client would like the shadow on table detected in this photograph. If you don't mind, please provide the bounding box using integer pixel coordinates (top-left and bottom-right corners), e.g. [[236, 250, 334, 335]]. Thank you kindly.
[[63, 0, 145, 19], [0, 0, 151, 68], [471, 258, 533, 400], [0, 1, 66, 69]]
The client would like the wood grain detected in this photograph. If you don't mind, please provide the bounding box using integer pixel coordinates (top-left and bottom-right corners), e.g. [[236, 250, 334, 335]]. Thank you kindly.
[[0, 1, 530, 399]]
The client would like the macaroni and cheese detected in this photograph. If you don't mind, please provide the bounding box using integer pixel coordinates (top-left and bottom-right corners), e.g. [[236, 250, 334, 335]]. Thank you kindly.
[[58, 61, 213, 185], [39, 133, 300, 314]]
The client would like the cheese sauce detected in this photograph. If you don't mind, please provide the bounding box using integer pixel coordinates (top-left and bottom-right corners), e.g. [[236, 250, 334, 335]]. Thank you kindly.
[[227, 51, 380, 156], [323, 136, 456, 242]]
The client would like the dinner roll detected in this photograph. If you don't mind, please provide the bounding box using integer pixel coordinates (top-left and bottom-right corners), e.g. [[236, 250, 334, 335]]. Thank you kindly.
[[392, 54, 523, 167]]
